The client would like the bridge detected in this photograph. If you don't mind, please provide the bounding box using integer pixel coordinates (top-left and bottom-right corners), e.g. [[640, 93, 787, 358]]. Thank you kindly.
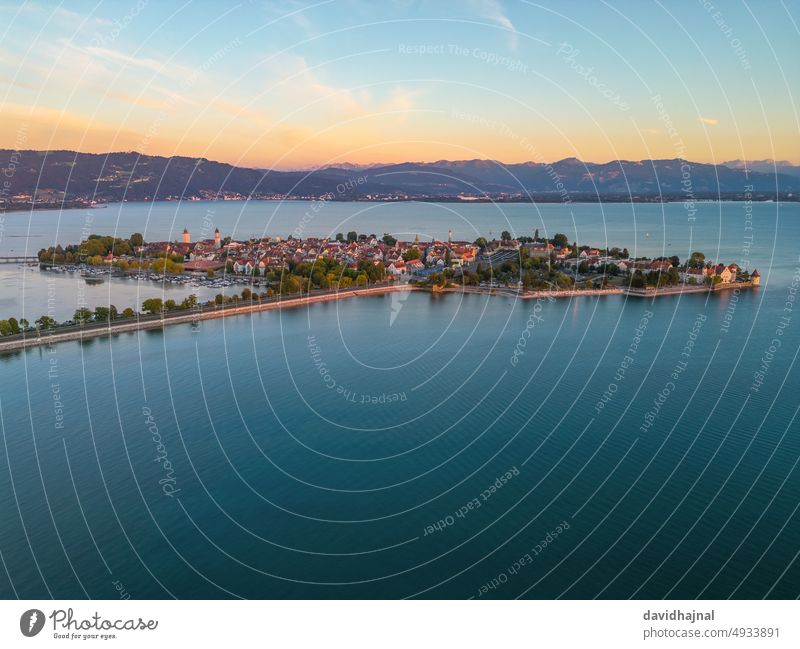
[[0, 256, 39, 264]]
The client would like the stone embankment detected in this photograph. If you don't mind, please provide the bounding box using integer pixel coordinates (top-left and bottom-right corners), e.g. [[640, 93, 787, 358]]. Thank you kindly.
[[0, 284, 418, 353]]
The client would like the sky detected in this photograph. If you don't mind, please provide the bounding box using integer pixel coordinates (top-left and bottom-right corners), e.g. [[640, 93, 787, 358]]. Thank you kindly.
[[0, 0, 798, 169]]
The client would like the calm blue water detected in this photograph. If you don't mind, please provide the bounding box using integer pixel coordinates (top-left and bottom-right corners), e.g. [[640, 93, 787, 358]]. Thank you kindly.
[[0, 201, 798, 599], [0, 199, 790, 263]]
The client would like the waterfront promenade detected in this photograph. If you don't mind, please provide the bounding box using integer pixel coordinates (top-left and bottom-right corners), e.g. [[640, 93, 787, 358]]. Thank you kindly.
[[0, 284, 419, 354], [624, 280, 754, 297], [0, 280, 756, 354]]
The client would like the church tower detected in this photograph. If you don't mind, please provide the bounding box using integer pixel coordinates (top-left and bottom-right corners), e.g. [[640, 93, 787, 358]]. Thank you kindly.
[[182, 227, 191, 244], [448, 229, 453, 243], [214, 228, 221, 248], [751, 269, 760, 286]]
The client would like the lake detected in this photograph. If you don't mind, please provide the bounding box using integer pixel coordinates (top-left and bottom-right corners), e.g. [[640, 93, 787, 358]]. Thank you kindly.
[[0, 200, 798, 598], [0, 199, 793, 320]]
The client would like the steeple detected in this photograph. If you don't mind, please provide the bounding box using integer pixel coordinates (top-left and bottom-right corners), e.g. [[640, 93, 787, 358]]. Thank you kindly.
[[214, 227, 221, 248], [182, 227, 190, 244]]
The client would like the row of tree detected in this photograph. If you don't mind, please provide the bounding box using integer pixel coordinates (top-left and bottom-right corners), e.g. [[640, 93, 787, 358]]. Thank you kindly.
[[37, 233, 145, 264]]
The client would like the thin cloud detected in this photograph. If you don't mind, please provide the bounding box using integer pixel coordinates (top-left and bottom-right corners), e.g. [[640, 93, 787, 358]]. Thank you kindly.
[[699, 117, 719, 126], [467, 0, 518, 49]]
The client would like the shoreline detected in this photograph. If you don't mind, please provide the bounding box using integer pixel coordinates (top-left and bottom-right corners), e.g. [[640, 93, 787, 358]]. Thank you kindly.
[[1, 196, 796, 216], [0, 281, 755, 354], [0, 284, 418, 354]]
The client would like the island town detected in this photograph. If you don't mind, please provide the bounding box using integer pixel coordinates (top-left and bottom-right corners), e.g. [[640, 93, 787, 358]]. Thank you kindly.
[[0, 226, 758, 347]]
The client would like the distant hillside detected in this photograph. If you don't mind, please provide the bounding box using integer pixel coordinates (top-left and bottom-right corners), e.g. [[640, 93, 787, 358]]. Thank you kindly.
[[1, 150, 797, 207], [723, 159, 800, 179]]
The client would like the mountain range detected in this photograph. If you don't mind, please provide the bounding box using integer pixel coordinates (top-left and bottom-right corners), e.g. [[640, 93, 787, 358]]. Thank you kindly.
[[2, 150, 798, 206]]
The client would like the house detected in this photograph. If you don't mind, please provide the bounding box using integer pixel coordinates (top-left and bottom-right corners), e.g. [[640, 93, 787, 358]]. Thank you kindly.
[[524, 243, 550, 258], [680, 267, 706, 282], [233, 259, 254, 273], [710, 263, 733, 283], [387, 261, 406, 276]]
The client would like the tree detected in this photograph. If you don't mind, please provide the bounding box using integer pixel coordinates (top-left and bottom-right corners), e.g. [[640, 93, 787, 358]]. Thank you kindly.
[[8, 317, 20, 334], [501, 230, 512, 241], [629, 270, 646, 289], [74, 307, 93, 324], [93, 306, 112, 322], [121, 307, 135, 318], [402, 248, 421, 261], [215, 294, 224, 305], [19, 318, 29, 329], [150, 258, 183, 274], [36, 315, 56, 330], [181, 294, 198, 310], [474, 237, 488, 249], [129, 233, 144, 248], [280, 275, 301, 294], [241, 288, 252, 301], [553, 233, 569, 248], [0, 320, 10, 336], [164, 299, 177, 311], [335, 232, 344, 242], [207, 269, 215, 279], [347, 231, 358, 242], [382, 233, 397, 246], [689, 251, 705, 268], [142, 298, 164, 314]]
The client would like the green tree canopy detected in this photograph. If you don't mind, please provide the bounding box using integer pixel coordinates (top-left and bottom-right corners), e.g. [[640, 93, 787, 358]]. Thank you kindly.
[[74, 307, 93, 323], [142, 298, 164, 314]]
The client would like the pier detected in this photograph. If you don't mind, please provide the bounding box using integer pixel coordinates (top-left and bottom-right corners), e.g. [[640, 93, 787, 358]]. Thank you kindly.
[[0, 256, 38, 264]]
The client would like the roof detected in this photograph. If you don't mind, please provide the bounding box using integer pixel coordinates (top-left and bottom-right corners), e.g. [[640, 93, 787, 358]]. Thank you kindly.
[[183, 260, 225, 271]]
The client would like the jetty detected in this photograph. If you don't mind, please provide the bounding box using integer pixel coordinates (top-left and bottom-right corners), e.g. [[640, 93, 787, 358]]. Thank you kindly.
[[624, 280, 754, 297]]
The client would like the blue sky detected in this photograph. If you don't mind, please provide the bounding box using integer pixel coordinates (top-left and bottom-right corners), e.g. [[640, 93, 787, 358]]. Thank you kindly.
[[1, 0, 797, 167]]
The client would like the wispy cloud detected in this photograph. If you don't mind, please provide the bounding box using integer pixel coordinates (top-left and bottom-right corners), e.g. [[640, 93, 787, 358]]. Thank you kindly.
[[699, 117, 719, 126], [468, 0, 518, 49]]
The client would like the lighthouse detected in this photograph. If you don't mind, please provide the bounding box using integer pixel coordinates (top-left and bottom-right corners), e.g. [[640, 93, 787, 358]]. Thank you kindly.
[[214, 227, 221, 249], [751, 269, 760, 286], [182, 227, 191, 244]]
